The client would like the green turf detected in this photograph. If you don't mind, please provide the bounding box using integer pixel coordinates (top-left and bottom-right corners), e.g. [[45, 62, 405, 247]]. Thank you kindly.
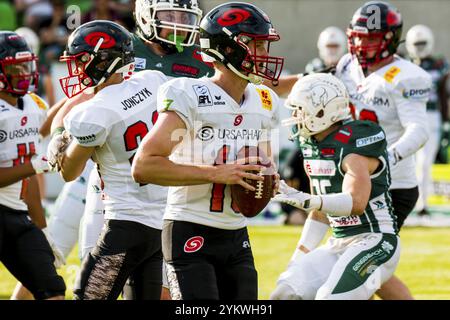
[[1, 226, 450, 300]]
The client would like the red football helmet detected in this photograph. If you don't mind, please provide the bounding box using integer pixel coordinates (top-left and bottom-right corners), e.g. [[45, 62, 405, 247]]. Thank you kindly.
[[0, 31, 39, 97], [347, 1, 402, 70]]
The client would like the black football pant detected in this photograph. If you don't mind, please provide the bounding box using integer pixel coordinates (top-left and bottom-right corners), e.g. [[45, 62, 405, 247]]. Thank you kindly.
[[0, 204, 66, 299], [162, 220, 258, 300], [73, 219, 162, 300]]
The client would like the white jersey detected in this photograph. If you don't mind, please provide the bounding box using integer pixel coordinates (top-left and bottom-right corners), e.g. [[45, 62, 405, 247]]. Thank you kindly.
[[336, 53, 431, 189], [0, 93, 47, 210], [64, 70, 168, 229], [157, 77, 280, 230]]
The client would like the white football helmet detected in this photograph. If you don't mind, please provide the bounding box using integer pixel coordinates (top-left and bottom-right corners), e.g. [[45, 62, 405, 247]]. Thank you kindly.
[[284, 73, 350, 139], [317, 26, 346, 67], [406, 24, 434, 60], [15, 27, 40, 54], [134, 0, 202, 51]]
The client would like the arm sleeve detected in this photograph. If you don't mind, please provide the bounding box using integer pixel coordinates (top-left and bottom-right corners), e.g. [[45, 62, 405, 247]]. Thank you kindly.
[[157, 81, 197, 130], [389, 74, 432, 158]]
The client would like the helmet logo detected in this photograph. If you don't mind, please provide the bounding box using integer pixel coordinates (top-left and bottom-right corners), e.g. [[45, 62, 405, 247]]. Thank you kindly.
[[84, 32, 116, 49], [386, 11, 400, 26], [217, 9, 251, 27]]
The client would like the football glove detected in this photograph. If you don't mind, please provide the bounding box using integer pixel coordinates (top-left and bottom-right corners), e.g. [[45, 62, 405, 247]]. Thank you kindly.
[[47, 130, 72, 171], [42, 228, 66, 268], [31, 154, 56, 174], [273, 180, 322, 212]]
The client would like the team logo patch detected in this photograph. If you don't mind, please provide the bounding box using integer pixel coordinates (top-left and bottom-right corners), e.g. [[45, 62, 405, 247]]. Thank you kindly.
[[356, 131, 385, 147], [84, 32, 116, 48], [234, 115, 243, 126], [184, 236, 204, 253], [0, 130, 7, 143], [21, 116, 27, 126], [217, 9, 251, 26], [134, 57, 147, 70], [193, 85, 213, 107], [256, 89, 272, 111], [383, 66, 401, 83]]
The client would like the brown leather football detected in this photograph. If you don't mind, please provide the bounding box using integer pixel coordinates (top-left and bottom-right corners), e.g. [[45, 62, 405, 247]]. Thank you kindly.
[[231, 146, 275, 217]]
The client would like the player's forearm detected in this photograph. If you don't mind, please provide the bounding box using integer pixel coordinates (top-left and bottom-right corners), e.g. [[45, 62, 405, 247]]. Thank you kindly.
[[132, 155, 213, 186], [0, 164, 36, 188], [24, 175, 47, 229], [389, 123, 428, 160]]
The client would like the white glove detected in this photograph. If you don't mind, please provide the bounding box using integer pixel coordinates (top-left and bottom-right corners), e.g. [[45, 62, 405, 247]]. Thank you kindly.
[[31, 154, 56, 174], [387, 148, 402, 168], [42, 227, 66, 268], [273, 180, 322, 212], [47, 131, 72, 171]]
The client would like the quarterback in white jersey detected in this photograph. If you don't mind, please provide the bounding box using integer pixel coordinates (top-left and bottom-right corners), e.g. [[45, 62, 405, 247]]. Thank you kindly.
[[50, 21, 168, 300], [132, 2, 283, 300]]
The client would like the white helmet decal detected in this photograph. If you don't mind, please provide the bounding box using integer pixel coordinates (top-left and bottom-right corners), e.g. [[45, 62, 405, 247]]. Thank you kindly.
[[283, 73, 350, 138]]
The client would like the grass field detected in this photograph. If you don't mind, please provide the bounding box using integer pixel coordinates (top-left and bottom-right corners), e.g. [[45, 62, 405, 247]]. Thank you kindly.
[[1, 225, 450, 300]]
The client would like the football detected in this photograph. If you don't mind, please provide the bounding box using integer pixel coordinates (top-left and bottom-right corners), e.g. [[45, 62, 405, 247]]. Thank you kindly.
[[231, 146, 276, 217]]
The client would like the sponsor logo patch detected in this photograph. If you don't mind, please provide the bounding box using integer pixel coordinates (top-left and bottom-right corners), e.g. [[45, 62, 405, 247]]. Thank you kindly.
[[193, 85, 213, 107], [402, 87, 431, 99], [256, 89, 272, 111], [0, 130, 7, 143], [383, 66, 401, 83], [172, 63, 199, 77], [356, 131, 385, 147], [304, 159, 336, 176], [134, 57, 147, 70], [76, 134, 96, 144], [29, 93, 47, 110]]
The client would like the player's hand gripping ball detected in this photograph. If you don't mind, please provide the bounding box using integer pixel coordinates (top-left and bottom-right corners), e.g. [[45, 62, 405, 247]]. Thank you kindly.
[[231, 146, 276, 217]]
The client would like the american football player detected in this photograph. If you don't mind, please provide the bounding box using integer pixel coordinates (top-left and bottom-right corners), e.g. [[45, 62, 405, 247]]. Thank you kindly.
[[132, 2, 282, 299], [335, 1, 431, 300], [50, 20, 169, 300], [406, 24, 449, 217], [0, 31, 65, 300], [305, 26, 347, 73], [271, 73, 399, 300], [45, 0, 213, 300]]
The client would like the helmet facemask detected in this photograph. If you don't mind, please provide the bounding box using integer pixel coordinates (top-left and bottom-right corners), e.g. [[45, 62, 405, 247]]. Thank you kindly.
[[0, 51, 38, 97], [59, 38, 133, 98], [136, 0, 202, 53], [347, 29, 394, 70], [201, 30, 284, 85]]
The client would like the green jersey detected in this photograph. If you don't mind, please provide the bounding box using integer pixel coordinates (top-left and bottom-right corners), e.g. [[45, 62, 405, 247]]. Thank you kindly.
[[131, 33, 214, 78], [300, 120, 397, 238]]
